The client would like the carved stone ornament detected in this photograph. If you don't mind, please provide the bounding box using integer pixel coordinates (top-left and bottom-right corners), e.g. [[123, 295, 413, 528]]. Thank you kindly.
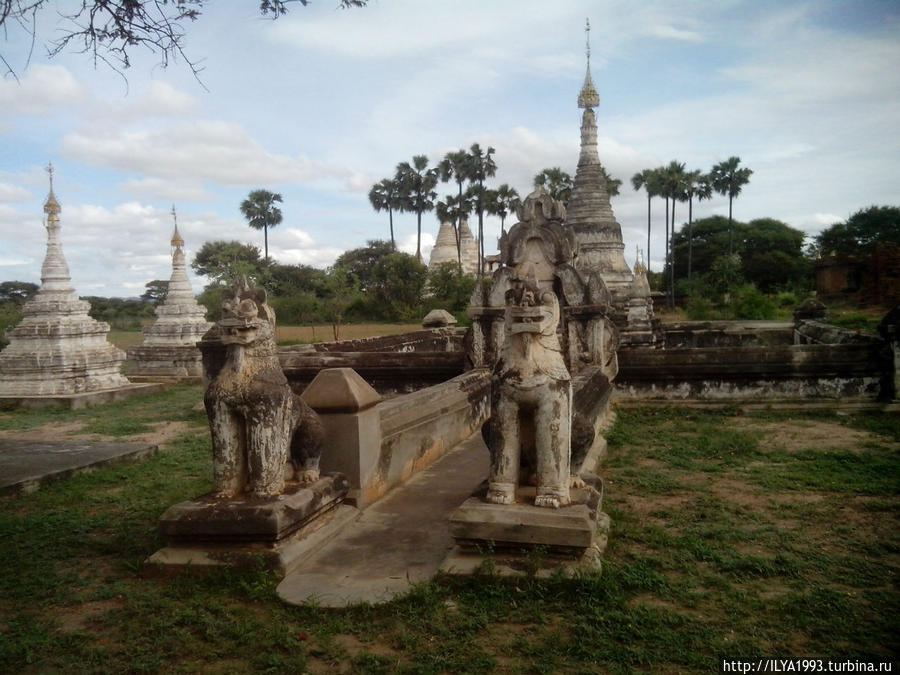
[[203, 277, 324, 497]]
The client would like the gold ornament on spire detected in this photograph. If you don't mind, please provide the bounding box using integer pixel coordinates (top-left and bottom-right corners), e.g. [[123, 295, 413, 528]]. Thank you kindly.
[[44, 162, 61, 219], [170, 205, 184, 249], [577, 18, 600, 109]]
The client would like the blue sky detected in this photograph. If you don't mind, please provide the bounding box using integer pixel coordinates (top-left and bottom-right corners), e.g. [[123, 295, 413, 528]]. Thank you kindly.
[[1, 0, 898, 297]]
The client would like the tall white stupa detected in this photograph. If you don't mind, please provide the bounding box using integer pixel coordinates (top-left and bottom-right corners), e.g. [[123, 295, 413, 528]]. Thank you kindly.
[[0, 165, 131, 395]]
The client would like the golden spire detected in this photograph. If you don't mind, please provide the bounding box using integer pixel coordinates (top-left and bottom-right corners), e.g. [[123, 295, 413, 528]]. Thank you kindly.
[[170, 205, 184, 249], [44, 162, 61, 219], [577, 18, 600, 109]]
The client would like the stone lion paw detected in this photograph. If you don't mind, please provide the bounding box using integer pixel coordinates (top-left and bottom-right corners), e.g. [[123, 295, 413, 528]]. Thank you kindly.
[[570, 475, 586, 489], [486, 488, 514, 505], [298, 469, 320, 484], [534, 494, 561, 509]]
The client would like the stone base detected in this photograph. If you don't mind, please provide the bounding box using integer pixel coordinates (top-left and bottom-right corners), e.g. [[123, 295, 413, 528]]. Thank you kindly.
[[149, 474, 352, 576], [0, 382, 169, 411], [447, 477, 608, 565], [126, 344, 205, 378]]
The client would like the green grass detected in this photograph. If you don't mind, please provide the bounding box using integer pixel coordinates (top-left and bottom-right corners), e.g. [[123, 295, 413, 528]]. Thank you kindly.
[[0, 393, 898, 672]]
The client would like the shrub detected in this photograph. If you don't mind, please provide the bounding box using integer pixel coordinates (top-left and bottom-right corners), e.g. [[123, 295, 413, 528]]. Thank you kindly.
[[731, 284, 776, 320], [685, 296, 717, 320]]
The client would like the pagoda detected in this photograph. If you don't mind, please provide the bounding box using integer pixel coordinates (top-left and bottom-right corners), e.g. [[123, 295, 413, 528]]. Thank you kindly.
[[565, 20, 659, 346], [0, 165, 131, 395], [428, 220, 479, 276], [127, 208, 212, 377]]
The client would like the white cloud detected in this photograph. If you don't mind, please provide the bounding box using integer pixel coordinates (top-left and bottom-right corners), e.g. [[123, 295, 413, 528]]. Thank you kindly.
[[398, 232, 435, 262], [646, 24, 705, 43], [0, 65, 86, 114], [0, 183, 33, 203]]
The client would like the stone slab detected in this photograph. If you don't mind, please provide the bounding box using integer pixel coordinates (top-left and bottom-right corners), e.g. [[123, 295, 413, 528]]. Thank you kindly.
[[276, 431, 490, 607], [450, 485, 602, 553], [159, 474, 350, 543], [0, 382, 170, 411], [0, 439, 159, 496], [149, 503, 360, 576]]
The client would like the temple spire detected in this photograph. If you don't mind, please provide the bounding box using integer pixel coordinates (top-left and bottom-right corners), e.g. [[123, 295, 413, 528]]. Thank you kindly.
[[578, 18, 600, 110], [170, 205, 184, 250]]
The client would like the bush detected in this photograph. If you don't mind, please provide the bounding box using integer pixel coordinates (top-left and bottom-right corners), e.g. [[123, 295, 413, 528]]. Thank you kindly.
[[685, 296, 718, 320], [731, 284, 776, 320]]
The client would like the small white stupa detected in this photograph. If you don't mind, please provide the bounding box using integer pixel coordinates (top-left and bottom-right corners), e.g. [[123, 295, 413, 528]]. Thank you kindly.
[[0, 165, 131, 396], [127, 207, 212, 377], [428, 220, 479, 276]]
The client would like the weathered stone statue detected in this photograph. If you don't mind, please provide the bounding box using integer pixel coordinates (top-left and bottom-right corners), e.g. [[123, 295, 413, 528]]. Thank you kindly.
[[204, 278, 323, 497], [488, 274, 572, 508]]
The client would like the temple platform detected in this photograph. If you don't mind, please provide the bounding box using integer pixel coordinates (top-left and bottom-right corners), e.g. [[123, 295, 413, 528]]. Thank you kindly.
[[0, 382, 170, 411]]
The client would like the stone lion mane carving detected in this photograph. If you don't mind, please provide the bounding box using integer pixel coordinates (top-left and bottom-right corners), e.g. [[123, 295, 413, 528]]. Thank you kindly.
[[204, 278, 323, 498]]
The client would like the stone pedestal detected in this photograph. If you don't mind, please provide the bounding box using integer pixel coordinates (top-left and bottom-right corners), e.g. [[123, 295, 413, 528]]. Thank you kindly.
[[149, 474, 352, 575], [0, 183, 131, 397], [444, 476, 609, 575], [300, 367, 384, 507]]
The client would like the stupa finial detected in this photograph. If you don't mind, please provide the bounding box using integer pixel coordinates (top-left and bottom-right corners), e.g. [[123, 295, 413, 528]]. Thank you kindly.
[[44, 161, 61, 219], [170, 205, 184, 249], [578, 18, 600, 110]]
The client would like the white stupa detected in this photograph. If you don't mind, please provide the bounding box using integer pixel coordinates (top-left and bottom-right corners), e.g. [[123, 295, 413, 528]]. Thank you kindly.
[[0, 166, 131, 396], [428, 220, 479, 276], [127, 209, 212, 377]]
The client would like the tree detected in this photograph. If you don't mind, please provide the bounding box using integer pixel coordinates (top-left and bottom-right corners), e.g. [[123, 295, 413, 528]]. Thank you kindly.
[[321, 265, 361, 341], [659, 160, 687, 308], [368, 178, 401, 251], [813, 206, 900, 258], [438, 149, 471, 269], [435, 193, 472, 271], [240, 189, 283, 264], [684, 170, 712, 280], [427, 262, 476, 313], [533, 167, 573, 203], [600, 166, 622, 197], [0, 281, 38, 304], [1, 0, 367, 81], [490, 184, 520, 235], [333, 239, 395, 293], [631, 168, 660, 271], [395, 155, 438, 263], [710, 156, 753, 255], [191, 240, 262, 282], [141, 280, 169, 305], [466, 143, 497, 276]]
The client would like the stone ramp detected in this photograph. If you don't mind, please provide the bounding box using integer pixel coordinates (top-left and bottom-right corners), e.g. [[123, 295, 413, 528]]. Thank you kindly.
[[0, 439, 158, 496], [276, 432, 489, 607]]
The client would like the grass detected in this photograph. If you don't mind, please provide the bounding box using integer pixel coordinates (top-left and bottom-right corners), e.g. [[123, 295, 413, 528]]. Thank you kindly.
[[0, 389, 897, 672]]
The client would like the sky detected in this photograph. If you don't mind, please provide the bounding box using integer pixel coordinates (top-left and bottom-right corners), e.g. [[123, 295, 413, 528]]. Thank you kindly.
[[1, 0, 898, 298]]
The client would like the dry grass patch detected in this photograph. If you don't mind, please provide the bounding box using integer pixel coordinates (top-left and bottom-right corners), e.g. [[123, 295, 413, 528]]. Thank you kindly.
[[276, 323, 422, 345]]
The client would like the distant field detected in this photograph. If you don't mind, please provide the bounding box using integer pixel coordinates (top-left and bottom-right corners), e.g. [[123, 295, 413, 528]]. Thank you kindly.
[[107, 330, 144, 349], [275, 323, 422, 345]]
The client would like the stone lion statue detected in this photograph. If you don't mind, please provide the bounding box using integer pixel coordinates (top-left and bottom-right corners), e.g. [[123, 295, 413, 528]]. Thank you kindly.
[[486, 274, 572, 509], [204, 278, 324, 498]]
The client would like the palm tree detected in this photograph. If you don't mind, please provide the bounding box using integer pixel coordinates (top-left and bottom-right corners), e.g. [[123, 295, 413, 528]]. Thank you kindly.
[[659, 161, 686, 308], [684, 171, 712, 280], [395, 155, 438, 263], [467, 143, 497, 276], [600, 166, 622, 197], [435, 193, 472, 271], [710, 156, 753, 254], [438, 149, 471, 270], [533, 167, 573, 203], [368, 178, 400, 251], [631, 168, 660, 271], [240, 189, 283, 263], [491, 184, 520, 236]]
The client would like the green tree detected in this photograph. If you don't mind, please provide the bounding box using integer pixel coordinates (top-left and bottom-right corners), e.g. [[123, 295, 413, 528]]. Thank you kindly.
[[533, 167, 573, 203], [0, 281, 38, 303], [191, 240, 263, 283], [466, 143, 497, 276], [141, 280, 169, 305], [240, 189, 283, 263], [427, 262, 476, 313], [435, 193, 472, 271], [333, 240, 395, 293], [321, 266, 361, 341], [631, 168, 661, 270], [395, 155, 438, 263], [684, 170, 712, 280], [265, 263, 328, 298], [600, 166, 622, 197], [489, 184, 520, 235], [710, 156, 753, 254], [438, 149, 472, 268], [813, 205, 900, 257], [659, 160, 687, 308], [371, 253, 428, 321], [368, 178, 400, 251]]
